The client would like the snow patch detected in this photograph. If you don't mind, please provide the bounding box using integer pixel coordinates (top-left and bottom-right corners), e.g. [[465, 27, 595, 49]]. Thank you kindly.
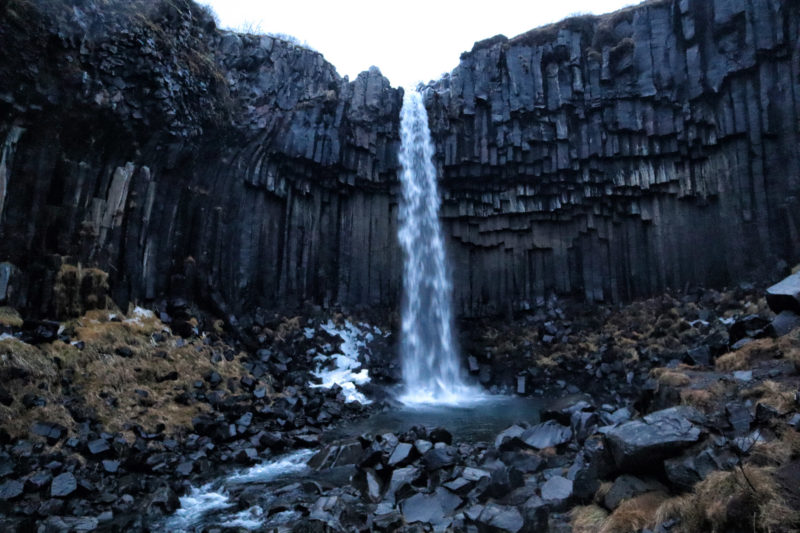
[[309, 320, 374, 404], [124, 306, 155, 326], [0, 333, 15, 342]]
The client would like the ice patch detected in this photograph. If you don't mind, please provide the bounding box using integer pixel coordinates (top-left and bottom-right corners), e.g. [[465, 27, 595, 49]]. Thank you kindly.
[[0, 333, 15, 342], [124, 306, 155, 326], [309, 320, 373, 404], [164, 484, 233, 532], [303, 327, 315, 339], [228, 449, 313, 484], [719, 316, 737, 326]]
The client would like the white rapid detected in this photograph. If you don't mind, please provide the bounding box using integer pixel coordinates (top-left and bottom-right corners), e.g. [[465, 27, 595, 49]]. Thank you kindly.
[[397, 90, 481, 406]]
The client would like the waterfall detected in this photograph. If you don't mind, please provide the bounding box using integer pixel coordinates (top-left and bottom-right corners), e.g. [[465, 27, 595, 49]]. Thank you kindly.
[[397, 90, 479, 405]]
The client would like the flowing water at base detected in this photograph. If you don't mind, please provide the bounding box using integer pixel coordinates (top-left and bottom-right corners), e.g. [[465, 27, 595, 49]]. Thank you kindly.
[[163, 396, 541, 531]]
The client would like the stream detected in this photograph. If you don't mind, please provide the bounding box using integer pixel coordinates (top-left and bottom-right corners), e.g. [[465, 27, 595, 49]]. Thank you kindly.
[[162, 395, 543, 532]]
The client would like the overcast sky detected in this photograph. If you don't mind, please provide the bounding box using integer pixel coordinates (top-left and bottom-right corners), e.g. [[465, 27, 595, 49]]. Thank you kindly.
[[198, 0, 639, 88]]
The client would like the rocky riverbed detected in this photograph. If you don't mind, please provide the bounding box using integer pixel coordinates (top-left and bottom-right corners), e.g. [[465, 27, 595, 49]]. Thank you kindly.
[[0, 267, 798, 532]]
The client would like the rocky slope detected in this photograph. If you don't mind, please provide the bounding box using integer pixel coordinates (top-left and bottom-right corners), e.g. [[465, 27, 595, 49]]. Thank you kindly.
[[1, 0, 799, 321]]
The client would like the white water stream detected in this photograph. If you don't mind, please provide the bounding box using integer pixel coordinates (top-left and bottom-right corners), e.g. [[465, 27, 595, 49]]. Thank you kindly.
[[397, 90, 482, 405]]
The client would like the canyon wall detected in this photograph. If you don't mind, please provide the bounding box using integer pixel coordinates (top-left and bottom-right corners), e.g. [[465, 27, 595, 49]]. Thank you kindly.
[[0, 0, 798, 320], [427, 0, 800, 314]]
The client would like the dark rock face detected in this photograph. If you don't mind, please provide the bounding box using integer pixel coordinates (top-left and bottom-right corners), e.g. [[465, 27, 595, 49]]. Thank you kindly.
[[767, 273, 800, 315], [1, 0, 799, 319], [605, 406, 704, 471], [425, 0, 800, 314]]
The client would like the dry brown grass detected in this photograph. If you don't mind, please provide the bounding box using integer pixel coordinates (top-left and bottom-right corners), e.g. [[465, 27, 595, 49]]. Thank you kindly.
[[651, 368, 691, 387], [655, 466, 800, 533], [740, 380, 796, 414], [716, 337, 782, 371], [571, 505, 609, 533], [679, 389, 714, 409], [0, 337, 56, 380], [54, 264, 112, 319], [749, 429, 800, 467], [600, 491, 669, 533], [0, 309, 257, 439], [0, 307, 23, 328]]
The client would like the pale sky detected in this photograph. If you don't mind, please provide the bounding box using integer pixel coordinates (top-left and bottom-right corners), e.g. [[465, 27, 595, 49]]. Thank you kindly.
[[198, 0, 639, 88]]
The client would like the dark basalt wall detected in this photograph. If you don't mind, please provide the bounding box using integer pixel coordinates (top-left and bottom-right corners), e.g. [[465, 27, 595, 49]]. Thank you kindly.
[[0, 0, 798, 319], [426, 0, 800, 315]]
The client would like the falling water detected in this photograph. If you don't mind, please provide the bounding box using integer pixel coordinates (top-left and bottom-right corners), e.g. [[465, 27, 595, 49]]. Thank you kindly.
[[397, 90, 480, 405]]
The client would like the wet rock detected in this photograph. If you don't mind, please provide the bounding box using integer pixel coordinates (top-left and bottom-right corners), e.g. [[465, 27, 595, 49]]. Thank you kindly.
[[31, 422, 66, 444], [571, 410, 599, 444], [766, 272, 800, 314], [414, 439, 433, 455], [443, 476, 474, 495], [567, 450, 601, 500], [521, 495, 550, 532], [542, 394, 593, 424], [484, 465, 524, 498], [373, 504, 403, 531], [356, 468, 383, 503], [768, 311, 800, 338], [475, 502, 524, 533], [0, 479, 23, 500], [684, 346, 711, 366], [500, 451, 543, 474], [385, 466, 420, 504], [605, 407, 704, 470], [541, 476, 573, 509], [517, 375, 526, 395], [726, 403, 753, 435], [422, 447, 456, 471], [50, 472, 77, 497], [495, 425, 526, 450], [429, 427, 453, 445], [387, 442, 415, 467], [728, 315, 770, 343], [603, 475, 666, 510], [401, 487, 461, 527], [664, 447, 735, 490], [25, 471, 52, 491], [175, 461, 194, 476], [602, 407, 632, 426], [519, 420, 573, 450], [149, 485, 180, 513], [235, 448, 259, 464], [102, 460, 120, 474], [87, 438, 111, 456]]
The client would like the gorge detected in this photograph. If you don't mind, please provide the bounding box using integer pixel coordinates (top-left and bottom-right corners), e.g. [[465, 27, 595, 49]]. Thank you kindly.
[[1, 0, 800, 532], [0, 0, 798, 322]]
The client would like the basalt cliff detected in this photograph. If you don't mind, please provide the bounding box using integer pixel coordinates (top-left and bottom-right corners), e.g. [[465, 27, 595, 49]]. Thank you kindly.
[[1, 0, 798, 321]]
